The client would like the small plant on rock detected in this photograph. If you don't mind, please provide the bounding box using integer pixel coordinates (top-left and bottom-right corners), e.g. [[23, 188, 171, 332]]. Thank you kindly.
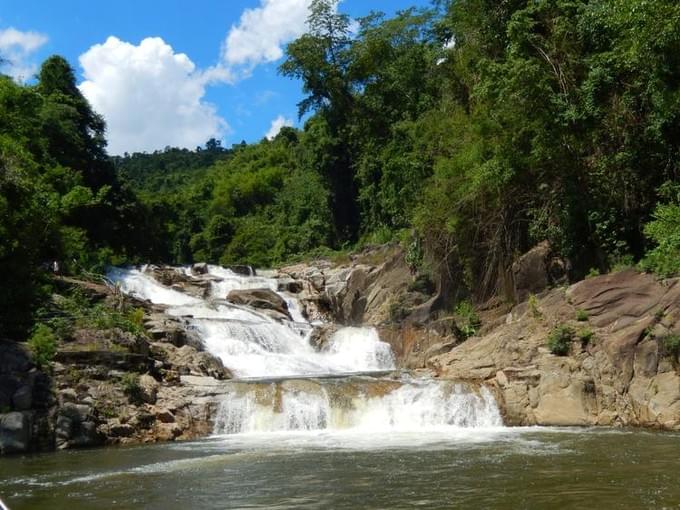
[[528, 294, 542, 319], [575, 309, 589, 321], [660, 334, 680, 358], [455, 300, 481, 340], [547, 325, 574, 356], [121, 373, 142, 403], [577, 327, 594, 346], [28, 324, 58, 369]]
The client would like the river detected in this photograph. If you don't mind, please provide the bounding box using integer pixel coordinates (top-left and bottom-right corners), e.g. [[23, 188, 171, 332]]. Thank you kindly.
[[2, 427, 679, 509], [2, 265, 677, 509]]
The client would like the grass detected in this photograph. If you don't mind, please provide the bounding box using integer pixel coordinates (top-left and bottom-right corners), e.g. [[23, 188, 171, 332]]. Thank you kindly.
[[575, 308, 589, 321], [27, 324, 58, 368]]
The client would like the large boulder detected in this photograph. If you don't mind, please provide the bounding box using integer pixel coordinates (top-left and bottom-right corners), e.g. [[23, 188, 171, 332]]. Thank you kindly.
[[512, 241, 568, 302], [227, 288, 290, 319]]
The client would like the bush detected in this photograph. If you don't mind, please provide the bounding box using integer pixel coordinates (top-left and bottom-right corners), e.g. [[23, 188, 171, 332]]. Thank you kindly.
[[121, 373, 142, 402], [528, 294, 542, 319], [641, 183, 680, 277], [575, 309, 589, 321], [660, 334, 680, 358], [547, 325, 574, 356], [455, 300, 481, 340], [577, 327, 593, 345], [28, 324, 58, 368]]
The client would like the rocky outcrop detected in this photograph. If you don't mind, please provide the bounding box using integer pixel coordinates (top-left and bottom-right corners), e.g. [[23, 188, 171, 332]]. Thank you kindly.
[[430, 270, 680, 429], [1, 275, 233, 456], [279, 244, 416, 326], [227, 288, 291, 321]]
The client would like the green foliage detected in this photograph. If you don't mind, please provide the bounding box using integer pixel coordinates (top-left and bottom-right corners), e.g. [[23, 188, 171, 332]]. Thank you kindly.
[[28, 324, 58, 368], [121, 373, 142, 403], [528, 294, 542, 319], [660, 334, 680, 358], [547, 325, 574, 356], [455, 300, 481, 340], [641, 183, 680, 277], [577, 328, 594, 346], [575, 309, 589, 322]]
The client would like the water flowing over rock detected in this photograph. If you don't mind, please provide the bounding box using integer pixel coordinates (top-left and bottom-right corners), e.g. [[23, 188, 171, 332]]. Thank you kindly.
[[108, 262, 503, 442]]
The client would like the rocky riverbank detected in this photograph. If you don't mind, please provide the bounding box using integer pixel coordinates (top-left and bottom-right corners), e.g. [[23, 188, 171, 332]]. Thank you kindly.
[[2, 243, 679, 455], [276, 244, 680, 429], [0, 275, 232, 455]]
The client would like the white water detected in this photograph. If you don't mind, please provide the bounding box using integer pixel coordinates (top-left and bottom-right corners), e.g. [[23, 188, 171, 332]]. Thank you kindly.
[[107, 265, 395, 378], [108, 264, 503, 435], [213, 381, 502, 435]]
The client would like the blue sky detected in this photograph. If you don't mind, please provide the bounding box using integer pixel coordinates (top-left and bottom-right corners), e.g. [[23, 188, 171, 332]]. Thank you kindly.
[[0, 0, 429, 154]]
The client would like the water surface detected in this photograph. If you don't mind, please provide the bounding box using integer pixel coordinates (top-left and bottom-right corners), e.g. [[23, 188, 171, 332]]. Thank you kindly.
[[2, 428, 678, 509]]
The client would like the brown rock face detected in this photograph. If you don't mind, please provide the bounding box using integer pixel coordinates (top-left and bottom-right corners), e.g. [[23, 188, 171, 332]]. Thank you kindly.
[[227, 288, 291, 320], [512, 241, 568, 302], [430, 271, 680, 429]]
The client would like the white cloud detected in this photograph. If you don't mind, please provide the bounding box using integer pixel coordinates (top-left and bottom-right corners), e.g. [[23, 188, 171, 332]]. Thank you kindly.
[[266, 114, 293, 139], [222, 0, 313, 75], [0, 27, 48, 81], [79, 36, 229, 155]]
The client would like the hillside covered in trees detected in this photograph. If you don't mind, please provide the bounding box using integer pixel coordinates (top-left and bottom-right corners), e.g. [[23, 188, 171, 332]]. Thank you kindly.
[[2, 0, 680, 339]]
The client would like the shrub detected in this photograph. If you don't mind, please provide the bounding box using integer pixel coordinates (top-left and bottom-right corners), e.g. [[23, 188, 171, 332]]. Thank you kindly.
[[528, 294, 542, 319], [641, 183, 680, 277], [455, 300, 481, 340], [577, 328, 593, 345], [575, 309, 589, 321], [28, 324, 58, 368], [660, 334, 680, 358], [586, 268, 600, 279], [547, 325, 574, 356], [121, 373, 142, 402]]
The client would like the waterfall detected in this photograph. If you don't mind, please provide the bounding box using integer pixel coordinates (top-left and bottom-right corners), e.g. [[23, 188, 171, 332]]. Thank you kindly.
[[108, 264, 504, 436], [213, 379, 502, 434]]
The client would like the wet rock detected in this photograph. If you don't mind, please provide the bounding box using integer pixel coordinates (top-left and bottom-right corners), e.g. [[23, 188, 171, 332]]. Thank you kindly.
[[226, 265, 255, 276], [227, 288, 291, 319], [192, 262, 208, 275], [309, 324, 340, 351], [11, 384, 32, 411], [0, 412, 31, 454]]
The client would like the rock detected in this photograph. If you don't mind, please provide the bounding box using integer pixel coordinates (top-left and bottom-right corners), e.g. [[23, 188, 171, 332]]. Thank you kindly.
[[0, 412, 31, 454], [430, 272, 680, 428], [155, 408, 175, 423], [226, 265, 255, 276], [138, 374, 159, 405], [192, 262, 208, 275], [512, 241, 567, 302], [227, 288, 290, 319], [309, 324, 340, 350], [11, 384, 32, 411], [109, 422, 135, 438]]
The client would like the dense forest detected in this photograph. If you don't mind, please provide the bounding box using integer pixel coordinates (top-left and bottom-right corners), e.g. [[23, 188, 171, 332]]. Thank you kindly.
[[2, 0, 680, 339]]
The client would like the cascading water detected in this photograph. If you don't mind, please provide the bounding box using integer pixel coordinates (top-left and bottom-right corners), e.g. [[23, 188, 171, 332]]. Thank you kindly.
[[108, 264, 503, 437]]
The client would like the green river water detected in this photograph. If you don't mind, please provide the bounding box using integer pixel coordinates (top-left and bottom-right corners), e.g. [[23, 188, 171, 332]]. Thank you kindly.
[[1, 427, 678, 509]]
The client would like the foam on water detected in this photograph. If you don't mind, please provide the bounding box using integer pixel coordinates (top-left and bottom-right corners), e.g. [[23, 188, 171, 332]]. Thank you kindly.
[[213, 380, 502, 435], [107, 266, 395, 378]]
